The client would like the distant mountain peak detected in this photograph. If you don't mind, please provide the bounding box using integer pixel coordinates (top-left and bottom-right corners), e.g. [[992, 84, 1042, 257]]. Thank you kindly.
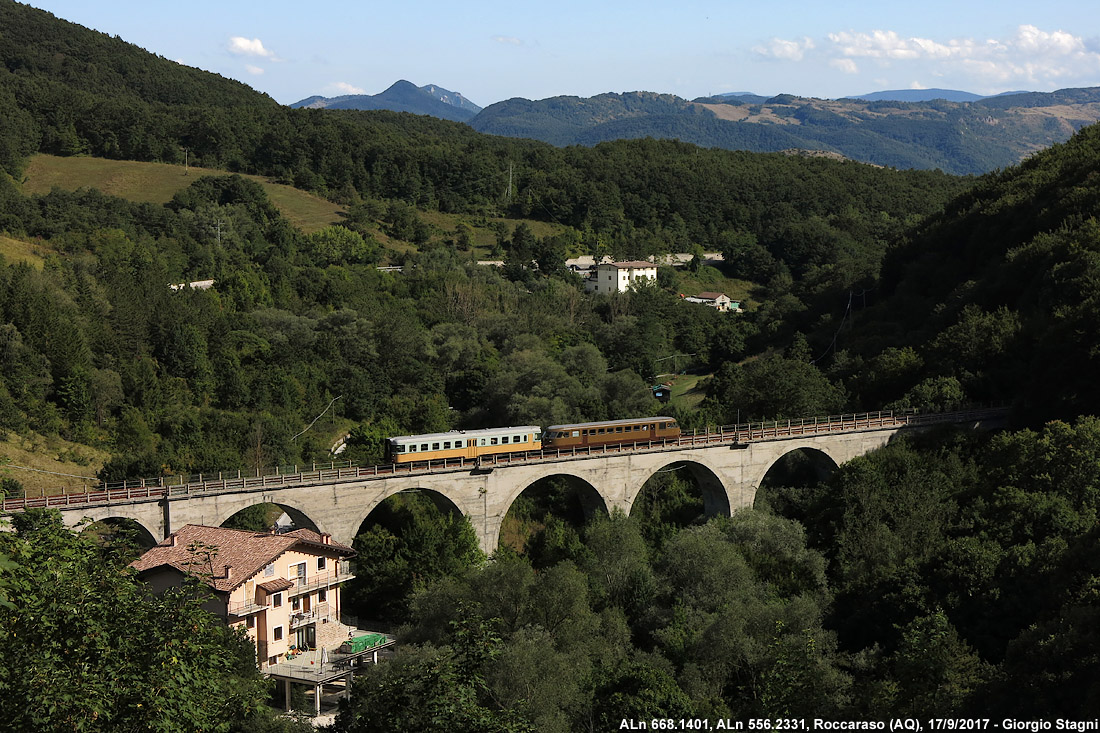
[[289, 81, 480, 121]]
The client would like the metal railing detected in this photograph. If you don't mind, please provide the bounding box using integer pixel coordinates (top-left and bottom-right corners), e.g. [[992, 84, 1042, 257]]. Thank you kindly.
[[1, 407, 1007, 513], [288, 564, 355, 597]]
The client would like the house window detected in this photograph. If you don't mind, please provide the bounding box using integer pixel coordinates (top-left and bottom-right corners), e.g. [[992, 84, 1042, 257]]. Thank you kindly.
[[318, 589, 327, 603], [292, 562, 306, 588], [317, 557, 327, 571], [274, 627, 283, 641], [246, 616, 256, 629], [264, 563, 274, 577], [272, 593, 282, 608], [292, 597, 301, 611]]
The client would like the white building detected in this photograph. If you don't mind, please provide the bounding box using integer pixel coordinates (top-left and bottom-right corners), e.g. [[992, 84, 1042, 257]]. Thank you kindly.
[[585, 260, 658, 293]]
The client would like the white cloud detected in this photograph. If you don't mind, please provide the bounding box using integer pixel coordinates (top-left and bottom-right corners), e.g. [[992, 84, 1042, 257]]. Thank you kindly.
[[910, 81, 928, 89], [328, 81, 366, 95], [826, 30, 975, 61], [765, 25, 1100, 91], [754, 37, 814, 61], [830, 58, 859, 74], [227, 36, 277, 59], [492, 35, 524, 47], [245, 64, 264, 75], [1012, 25, 1082, 55]]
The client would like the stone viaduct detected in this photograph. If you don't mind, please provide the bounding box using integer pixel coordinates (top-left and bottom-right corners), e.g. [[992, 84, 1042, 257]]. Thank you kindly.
[[3, 409, 1006, 553]]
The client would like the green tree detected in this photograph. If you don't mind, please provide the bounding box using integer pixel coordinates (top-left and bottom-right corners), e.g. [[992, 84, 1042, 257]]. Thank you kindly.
[[0, 510, 277, 732], [333, 642, 533, 733]]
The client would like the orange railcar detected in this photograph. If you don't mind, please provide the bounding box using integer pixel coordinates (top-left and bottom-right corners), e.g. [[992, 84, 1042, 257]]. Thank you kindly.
[[543, 417, 679, 450]]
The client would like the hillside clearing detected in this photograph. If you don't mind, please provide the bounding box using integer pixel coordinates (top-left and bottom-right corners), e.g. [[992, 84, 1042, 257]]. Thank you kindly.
[[1, 429, 107, 496], [0, 235, 48, 268], [20, 155, 345, 234]]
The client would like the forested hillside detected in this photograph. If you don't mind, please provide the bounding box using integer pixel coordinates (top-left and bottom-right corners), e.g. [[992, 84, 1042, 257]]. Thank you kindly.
[[6, 0, 1100, 727], [819, 122, 1100, 423]]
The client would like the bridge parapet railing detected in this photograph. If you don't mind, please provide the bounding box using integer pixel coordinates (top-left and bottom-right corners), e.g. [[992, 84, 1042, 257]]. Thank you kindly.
[[1, 407, 1008, 512]]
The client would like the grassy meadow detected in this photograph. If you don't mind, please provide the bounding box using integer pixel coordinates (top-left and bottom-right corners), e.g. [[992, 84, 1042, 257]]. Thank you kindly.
[[21, 155, 346, 234]]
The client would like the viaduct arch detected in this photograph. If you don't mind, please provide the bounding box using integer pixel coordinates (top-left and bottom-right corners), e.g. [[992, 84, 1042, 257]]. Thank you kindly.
[[8, 409, 1006, 553]]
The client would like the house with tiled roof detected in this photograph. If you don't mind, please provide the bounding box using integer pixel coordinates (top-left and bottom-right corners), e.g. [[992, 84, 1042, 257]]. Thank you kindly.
[[585, 260, 658, 293], [131, 524, 356, 669], [682, 291, 742, 313]]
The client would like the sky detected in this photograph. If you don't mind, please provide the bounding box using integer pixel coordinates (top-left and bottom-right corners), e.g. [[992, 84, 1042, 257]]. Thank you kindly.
[[24, 0, 1100, 107]]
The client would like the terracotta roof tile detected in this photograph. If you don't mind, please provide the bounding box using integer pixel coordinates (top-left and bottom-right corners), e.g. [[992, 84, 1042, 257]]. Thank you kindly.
[[129, 524, 354, 593], [604, 260, 656, 269]]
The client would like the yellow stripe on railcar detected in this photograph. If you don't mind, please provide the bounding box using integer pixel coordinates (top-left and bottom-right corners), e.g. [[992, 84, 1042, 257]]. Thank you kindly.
[[387, 426, 543, 464]]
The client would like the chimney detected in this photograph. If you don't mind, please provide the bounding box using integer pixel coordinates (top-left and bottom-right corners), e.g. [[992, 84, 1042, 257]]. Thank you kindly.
[[169, 534, 177, 547], [224, 565, 232, 580], [321, 533, 331, 545]]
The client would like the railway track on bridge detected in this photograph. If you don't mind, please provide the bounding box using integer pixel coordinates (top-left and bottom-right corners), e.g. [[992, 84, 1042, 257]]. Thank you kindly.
[[1, 407, 1007, 514]]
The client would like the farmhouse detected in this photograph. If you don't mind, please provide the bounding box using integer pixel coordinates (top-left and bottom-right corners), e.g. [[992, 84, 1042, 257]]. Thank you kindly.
[[130, 523, 357, 669], [585, 260, 658, 293]]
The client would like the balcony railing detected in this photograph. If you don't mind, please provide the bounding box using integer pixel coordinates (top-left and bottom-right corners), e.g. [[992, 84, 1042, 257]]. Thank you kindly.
[[288, 561, 355, 597], [289, 604, 332, 628], [227, 598, 265, 616]]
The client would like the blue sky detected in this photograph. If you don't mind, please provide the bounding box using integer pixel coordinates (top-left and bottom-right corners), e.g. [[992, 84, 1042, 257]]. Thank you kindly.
[[26, 1, 1100, 106]]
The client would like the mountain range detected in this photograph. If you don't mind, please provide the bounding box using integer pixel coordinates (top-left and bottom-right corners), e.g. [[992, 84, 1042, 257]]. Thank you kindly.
[[294, 83, 1100, 175]]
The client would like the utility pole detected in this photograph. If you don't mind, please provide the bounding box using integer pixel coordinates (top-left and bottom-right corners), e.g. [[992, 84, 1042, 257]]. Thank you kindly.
[[506, 162, 513, 201], [183, 146, 189, 175]]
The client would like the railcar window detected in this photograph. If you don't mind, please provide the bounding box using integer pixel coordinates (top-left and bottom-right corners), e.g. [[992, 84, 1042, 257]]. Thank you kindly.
[[572, 430, 579, 437], [535, 432, 542, 441], [432, 443, 439, 450], [395, 445, 405, 453], [616, 426, 624, 433], [491, 437, 498, 445], [408, 445, 417, 452], [501, 436, 509, 444], [420, 444, 428, 451]]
